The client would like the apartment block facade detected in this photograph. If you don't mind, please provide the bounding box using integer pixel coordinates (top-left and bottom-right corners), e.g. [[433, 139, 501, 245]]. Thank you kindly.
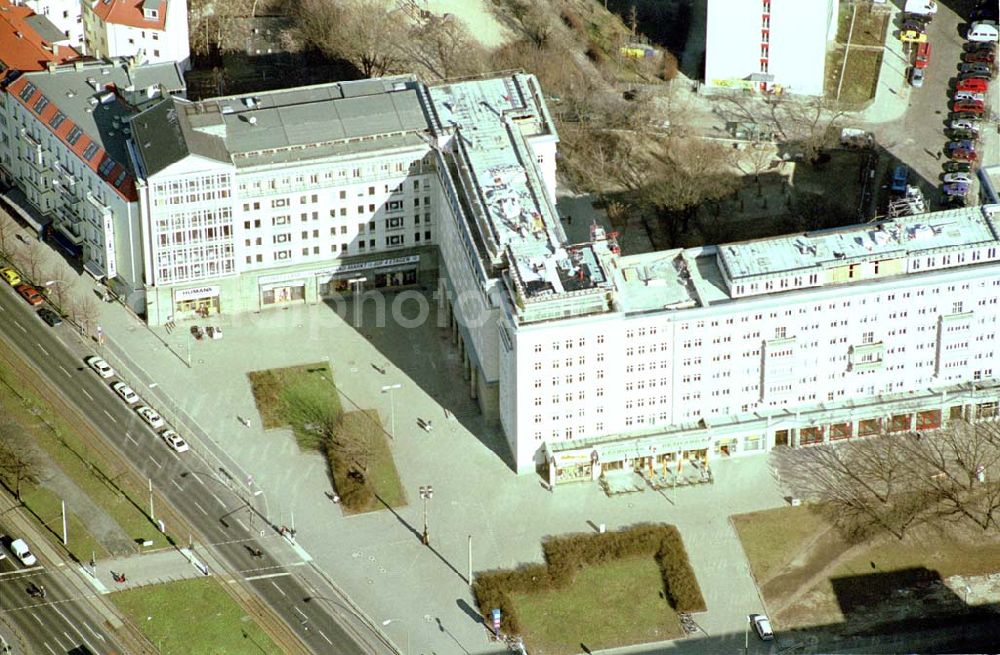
[[83, 0, 189, 69]]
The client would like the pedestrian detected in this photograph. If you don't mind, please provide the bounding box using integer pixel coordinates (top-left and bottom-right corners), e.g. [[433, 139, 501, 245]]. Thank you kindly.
[[566, 214, 573, 224]]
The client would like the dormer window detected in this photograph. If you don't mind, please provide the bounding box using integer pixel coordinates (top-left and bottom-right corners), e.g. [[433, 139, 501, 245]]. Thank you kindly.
[[144, 8, 158, 19], [141, 0, 159, 20]]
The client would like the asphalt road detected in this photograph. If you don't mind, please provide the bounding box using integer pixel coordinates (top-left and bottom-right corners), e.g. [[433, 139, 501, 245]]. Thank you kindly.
[[0, 529, 123, 655], [0, 283, 375, 655]]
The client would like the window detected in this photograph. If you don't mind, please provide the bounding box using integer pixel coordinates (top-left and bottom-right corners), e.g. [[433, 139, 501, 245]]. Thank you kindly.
[[48, 110, 66, 129], [386, 235, 404, 246], [82, 142, 99, 161], [66, 126, 83, 145]]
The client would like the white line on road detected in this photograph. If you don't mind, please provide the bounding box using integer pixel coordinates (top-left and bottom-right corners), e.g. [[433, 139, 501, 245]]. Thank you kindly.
[[211, 492, 227, 509], [43, 643, 56, 655], [37, 343, 49, 356], [103, 409, 118, 423], [318, 629, 333, 645], [14, 321, 26, 333], [81, 389, 93, 400], [54, 606, 99, 655], [236, 518, 247, 532], [147, 454, 161, 468], [244, 572, 290, 583], [85, 622, 107, 641], [31, 611, 43, 626], [293, 606, 308, 620], [58, 365, 71, 378], [124, 432, 137, 445], [192, 500, 209, 516], [171, 479, 183, 491]]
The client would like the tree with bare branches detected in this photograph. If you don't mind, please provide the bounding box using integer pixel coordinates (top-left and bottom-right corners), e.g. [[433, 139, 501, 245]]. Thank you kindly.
[[0, 212, 15, 258], [14, 240, 45, 285], [294, 0, 407, 78], [402, 15, 487, 81], [0, 423, 41, 502], [188, 0, 255, 57]]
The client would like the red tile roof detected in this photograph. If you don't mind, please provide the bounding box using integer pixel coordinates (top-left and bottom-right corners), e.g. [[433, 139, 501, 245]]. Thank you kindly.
[[6, 74, 137, 201], [91, 0, 166, 31], [0, 0, 81, 72]]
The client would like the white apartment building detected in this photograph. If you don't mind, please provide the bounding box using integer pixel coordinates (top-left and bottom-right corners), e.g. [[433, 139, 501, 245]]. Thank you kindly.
[[704, 0, 839, 95], [17, 0, 85, 52], [0, 59, 185, 302], [6, 66, 1000, 487], [83, 0, 189, 69]]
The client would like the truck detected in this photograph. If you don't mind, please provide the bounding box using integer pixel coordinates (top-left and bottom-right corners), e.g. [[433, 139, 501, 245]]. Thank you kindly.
[[904, 0, 937, 15]]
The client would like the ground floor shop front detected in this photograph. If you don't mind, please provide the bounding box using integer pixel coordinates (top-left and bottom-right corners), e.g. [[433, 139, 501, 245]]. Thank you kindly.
[[543, 383, 999, 489], [144, 249, 436, 326]]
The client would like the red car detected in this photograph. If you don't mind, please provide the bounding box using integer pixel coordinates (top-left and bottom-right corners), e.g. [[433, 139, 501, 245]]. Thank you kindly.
[[963, 50, 996, 64], [948, 148, 978, 162], [956, 78, 989, 93], [952, 100, 985, 113], [15, 284, 43, 306], [915, 42, 932, 69]]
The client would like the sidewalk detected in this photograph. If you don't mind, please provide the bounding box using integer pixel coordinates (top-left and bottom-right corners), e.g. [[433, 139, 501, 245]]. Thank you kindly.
[[86, 547, 209, 594], [846, 4, 911, 126]]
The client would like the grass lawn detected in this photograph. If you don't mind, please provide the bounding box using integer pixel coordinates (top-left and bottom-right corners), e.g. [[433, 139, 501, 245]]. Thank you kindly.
[[837, 5, 889, 46], [248, 363, 340, 437], [825, 48, 882, 109], [731, 506, 829, 584], [330, 410, 406, 514], [510, 556, 682, 655], [18, 484, 107, 563], [112, 578, 281, 655], [0, 347, 169, 554]]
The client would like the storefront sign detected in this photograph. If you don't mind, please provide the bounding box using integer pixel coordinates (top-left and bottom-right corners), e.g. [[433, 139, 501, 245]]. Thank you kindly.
[[257, 255, 420, 286], [174, 285, 221, 301]]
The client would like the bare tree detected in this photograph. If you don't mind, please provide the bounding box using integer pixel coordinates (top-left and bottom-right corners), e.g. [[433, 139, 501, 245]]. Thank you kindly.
[[188, 0, 255, 56], [765, 95, 846, 163], [15, 240, 45, 284], [0, 423, 41, 502], [72, 294, 101, 339], [39, 270, 68, 310], [403, 16, 488, 81], [294, 0, 406, 78], [735, 143, 777, 185], [0, 211, 15, 257]]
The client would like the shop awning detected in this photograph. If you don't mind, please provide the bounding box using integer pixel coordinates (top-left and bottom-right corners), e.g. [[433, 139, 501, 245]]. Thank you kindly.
[[0, 187, 51, 235]]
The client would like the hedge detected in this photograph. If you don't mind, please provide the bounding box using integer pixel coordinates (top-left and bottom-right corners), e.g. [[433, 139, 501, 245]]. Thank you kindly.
[[472, 523, 705, 635]]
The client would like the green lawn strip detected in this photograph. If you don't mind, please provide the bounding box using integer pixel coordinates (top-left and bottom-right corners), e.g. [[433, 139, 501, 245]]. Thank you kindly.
[[248, 363, 338, 435], [18, 483, 108, 563], [0, 359, 169, 551], [838, 532, 1000, 581], [112, 578, 281, 655], [731, 505, 828, 584], [825, 47, 882, 109], [328, 410, 406, 514], [511, 556, 681, 655], [837, 6, 888, 46]]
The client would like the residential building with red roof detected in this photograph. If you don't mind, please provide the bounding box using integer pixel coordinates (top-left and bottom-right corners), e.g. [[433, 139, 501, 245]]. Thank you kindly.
[[19, 0, 87, 54], [0, 0, 82, 72], [84, 0, 188, 70], [0, 58, 185, 304]]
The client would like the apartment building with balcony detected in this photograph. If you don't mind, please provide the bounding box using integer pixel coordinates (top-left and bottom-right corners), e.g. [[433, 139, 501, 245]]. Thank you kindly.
[[0, 59, 185, 299], [704, 0, 839, 95], [83, 0, 189, 69]]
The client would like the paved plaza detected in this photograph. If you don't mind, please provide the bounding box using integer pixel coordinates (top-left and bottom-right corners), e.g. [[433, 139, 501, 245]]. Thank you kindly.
[[67, 263, 792, 655]]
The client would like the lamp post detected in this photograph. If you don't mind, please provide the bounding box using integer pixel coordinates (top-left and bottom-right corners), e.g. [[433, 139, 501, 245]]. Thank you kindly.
[[381, 384, 402, 439], [419, 485, 433, 546], [744, 614, 751, 655], [348, 276, 367, 326], [381, 619, 409, 655]]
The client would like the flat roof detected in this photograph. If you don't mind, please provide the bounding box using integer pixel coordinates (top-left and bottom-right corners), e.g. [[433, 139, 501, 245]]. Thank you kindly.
[[429, 75, 608, 304], [718, 208, 1000, 281]]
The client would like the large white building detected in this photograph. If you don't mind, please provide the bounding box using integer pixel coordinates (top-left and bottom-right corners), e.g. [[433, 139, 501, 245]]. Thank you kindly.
[[4, 65, 1000, 486], [704, 0, 839, 95], [83, 0, 189, 69], [16, 0, 85, 52]]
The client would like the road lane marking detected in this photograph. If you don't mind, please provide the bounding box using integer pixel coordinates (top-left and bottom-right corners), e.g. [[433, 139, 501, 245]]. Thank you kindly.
[[31, 611, 43, 625], [53, 606, 99, 654], [124, 432, 137, 445], [192, 500, 209, 516], [236, 518, 247, 532], [211, 493, 227, 509], [293, 606, 308, 620], [58, 365, 71, 378], [43, 643, 56, 655], [171, 479, 183, 491], [81, 389, 93, 400], [37, 343, 49, 356], [85, 622, 106, 641], [245, 572, 290, 583], [148, 454, 162, 468], [103, 409, 118, 423], [318, 629, 333, 645], [14, 321, 26, 333]]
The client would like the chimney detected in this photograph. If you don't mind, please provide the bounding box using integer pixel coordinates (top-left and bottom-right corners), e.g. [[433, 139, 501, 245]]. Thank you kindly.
[[46, 61, 57, 72], [52, 43, 59, 58]]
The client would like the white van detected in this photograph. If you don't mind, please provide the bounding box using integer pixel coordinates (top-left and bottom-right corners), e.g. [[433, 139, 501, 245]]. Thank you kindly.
[[904, 0, 937, 15], [967, 22, 999, 42], [10, 538, 37, 566]]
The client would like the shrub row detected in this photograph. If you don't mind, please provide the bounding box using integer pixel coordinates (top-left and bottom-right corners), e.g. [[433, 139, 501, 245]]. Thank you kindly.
[[472, 523, 705, 635]]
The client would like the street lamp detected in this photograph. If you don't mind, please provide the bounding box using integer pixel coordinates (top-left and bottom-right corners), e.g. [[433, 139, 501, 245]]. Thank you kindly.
[[381, 384, 402, 439], [419, 485, 433, 546], [381, 619, 409, 655], [348, 276, 366, 326]]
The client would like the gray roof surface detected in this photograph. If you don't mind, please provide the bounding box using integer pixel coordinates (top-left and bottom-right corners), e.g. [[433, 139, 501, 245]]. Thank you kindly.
[[25, 60, 184, 176], [24, 14, 67, 43]]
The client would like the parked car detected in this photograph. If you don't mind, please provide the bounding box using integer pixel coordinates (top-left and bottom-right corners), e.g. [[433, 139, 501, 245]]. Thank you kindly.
[[959, 62, 994, 76], [943, 182, 971, 196], [955, 77, 989, 92], [136, 406, 165, 430], [949, 118, 981, 131], [901, 20, 928, 33], [36, 307, 62, 327], [967, 22, 999, 43], [15, 284, 43, 306], [958, 71, 993, 82], [900, 29, 928, 43], [111, 381, 140, 405], [161, 430, 190, 453], [963, 50, 996, 63], [891, 164, 910, 194], [909, 66, 926, 87], [948, 148, 978, 161], [964, 40, 997, 53], [943, 173, 974, 184], [9, 538, 37, 566], [0, 267, 21, 286], [949, 128, 980, 141], [751, 614, 774, 640], [952, 100, 985, 113], [915, 41, 932, 68], [206, 326, 223, 340], [85, 356, 115, 379], [954, 90, 986, 102], [943, 161, 973, 173], [951, 111, 983, 120], [942, 194, 969, 208]]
